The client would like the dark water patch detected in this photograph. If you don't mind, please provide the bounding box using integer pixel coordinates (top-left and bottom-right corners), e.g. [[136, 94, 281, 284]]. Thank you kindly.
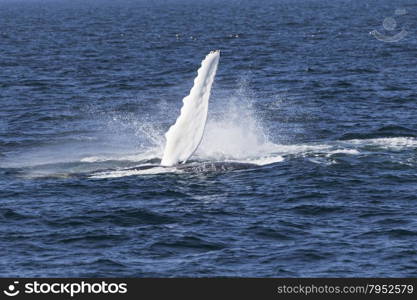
[[150, 236, 226, 254], [384, 249, 417, 260], [356, 229, 417, 239], [37, 114, 81, 122], [290, 204, 345, 216], [0, 208, 30, 221], [358, 209, 408, 219], [374, 218, 412, 226], [332, 80, 353, 88], [83, 258, 127, 269], [246, 226, 292, 241], [58, 233, 127, 245], [285, 192, 330, 202], [340, 126, 416, 140], [92, 208, 178, 226], [43, 208, 177, 228], [377, 125, 416, 136], [346, 67, 379, 74], [286, 249, 333, 262], [386, 229, 417, 238]]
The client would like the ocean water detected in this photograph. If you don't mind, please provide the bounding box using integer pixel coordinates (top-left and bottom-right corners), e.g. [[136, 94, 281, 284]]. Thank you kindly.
[[1, 0, 417, 277]]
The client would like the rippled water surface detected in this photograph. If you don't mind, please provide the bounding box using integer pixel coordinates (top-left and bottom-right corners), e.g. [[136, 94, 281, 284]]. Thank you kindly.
[[1, 0, 417, 277]]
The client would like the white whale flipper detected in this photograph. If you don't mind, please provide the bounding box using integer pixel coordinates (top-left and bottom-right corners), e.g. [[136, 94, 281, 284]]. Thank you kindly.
[[161, 50, 220, 166]]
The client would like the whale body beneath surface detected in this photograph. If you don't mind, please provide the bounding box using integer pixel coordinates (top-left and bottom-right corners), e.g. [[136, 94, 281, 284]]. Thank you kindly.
[[126, 161, 258, 174], [161, 50, 220, 167]]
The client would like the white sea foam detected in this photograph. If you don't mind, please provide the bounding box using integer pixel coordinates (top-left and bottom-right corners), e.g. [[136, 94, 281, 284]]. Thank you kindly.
[[233, 155, 285, 166], [325, 149, 360, 156], [348, 137, 417, 150], [80, 148, 161, 163]]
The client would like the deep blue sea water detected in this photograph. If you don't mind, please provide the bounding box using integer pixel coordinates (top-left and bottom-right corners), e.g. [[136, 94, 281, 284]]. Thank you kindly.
[[1, 0, 417, 277]]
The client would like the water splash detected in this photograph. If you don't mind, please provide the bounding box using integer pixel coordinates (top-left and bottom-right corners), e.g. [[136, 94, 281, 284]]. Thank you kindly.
[[196, 91, 275, 161]]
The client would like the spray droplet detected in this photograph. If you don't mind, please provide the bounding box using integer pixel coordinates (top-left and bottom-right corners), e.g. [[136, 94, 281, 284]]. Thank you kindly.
[[395, 8, 407, 16], [383, 17, 396, 31]]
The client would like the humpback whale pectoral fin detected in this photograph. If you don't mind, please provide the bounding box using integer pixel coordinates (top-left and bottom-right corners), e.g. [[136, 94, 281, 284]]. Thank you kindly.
[[160, 50, 220, 167]]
